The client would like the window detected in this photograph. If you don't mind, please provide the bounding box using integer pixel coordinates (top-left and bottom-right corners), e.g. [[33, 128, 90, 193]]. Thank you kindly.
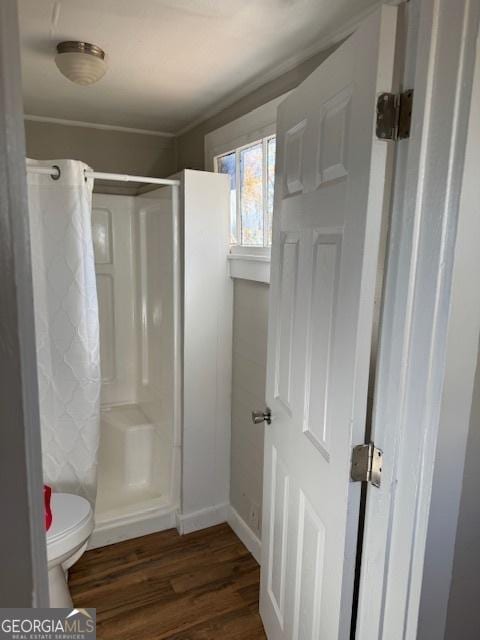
[[215, 135, 276, 248]]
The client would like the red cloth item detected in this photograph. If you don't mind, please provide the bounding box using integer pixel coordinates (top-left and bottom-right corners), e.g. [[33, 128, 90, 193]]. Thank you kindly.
[[44, 485, 52, 531]]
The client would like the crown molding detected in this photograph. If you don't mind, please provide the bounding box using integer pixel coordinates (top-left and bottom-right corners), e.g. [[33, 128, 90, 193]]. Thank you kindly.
[[25, 1, 385, 141], [24, 114, 176, 139], [175, 1, 382, 137]]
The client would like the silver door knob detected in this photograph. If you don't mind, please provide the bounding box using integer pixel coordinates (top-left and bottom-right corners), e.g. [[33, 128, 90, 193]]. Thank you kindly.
[[252, 408, 272, 425]]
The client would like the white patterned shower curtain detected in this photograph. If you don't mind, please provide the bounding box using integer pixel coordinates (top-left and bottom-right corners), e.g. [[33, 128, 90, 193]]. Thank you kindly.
[[27, 159, 100, 505]]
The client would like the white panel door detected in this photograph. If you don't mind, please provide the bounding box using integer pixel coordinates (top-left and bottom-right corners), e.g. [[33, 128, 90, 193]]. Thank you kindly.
[[260, 7, 399, 639]]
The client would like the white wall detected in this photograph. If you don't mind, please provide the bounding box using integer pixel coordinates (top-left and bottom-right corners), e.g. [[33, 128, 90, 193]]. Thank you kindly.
[[445, 343, 480, 638], [443, 28, 480, 638], [203, 96, 275, 546], [180, 170, 232, 531], [230, 279, 269, 538]]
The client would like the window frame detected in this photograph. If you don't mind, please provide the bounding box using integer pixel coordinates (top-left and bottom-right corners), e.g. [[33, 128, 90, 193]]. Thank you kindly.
[[205, 94, 289, 282], [214, 133, 276, 253]]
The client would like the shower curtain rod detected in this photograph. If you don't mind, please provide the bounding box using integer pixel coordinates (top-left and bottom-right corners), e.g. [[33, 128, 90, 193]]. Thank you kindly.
[[26, 164, 180, 187]]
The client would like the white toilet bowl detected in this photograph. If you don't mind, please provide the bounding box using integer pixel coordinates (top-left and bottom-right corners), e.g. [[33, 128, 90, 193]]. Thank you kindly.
[[46, 493, 94, 607]]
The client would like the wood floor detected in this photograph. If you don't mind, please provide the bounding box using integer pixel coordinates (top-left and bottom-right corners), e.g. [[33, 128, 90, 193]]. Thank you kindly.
[[69, 523, 267, 640]]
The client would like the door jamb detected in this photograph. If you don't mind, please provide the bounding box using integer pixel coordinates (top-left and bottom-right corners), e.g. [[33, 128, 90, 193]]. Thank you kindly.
[[0, 0, 49, 606], [356, 0, 480, 637]]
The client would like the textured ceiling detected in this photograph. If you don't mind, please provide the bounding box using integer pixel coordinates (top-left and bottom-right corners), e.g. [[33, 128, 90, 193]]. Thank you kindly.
[[19, 0, 378, 134]]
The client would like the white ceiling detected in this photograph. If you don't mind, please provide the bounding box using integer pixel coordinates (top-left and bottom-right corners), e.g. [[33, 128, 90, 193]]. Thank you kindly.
[[19, 0, 378, 135]]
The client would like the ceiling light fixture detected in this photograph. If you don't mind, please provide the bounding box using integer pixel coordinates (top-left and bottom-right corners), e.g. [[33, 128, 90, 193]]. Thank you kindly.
[[55, 41, 107, 86]]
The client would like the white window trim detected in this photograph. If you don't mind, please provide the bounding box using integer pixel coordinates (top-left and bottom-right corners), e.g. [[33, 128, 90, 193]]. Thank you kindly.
[[214, 135, 275, 253], [227, 250, 271, 284], [206, 94, 289, 284]]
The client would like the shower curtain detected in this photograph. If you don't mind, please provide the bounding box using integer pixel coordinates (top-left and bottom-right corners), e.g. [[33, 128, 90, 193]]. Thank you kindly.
[[27, 159, 100, 504]]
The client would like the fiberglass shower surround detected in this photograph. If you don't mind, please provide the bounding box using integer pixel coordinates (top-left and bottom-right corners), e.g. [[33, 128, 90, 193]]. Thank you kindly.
[[27, 162, 231, 547], [93, 188, 178, 526], [26, 159, 178, 509], [90, 171, 233, 546]]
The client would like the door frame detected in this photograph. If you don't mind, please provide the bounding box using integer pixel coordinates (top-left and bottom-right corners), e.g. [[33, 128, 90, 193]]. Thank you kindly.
[[0, 0, 49, 606], [357, 0, 480, 638], [2, 0, 480, 626]]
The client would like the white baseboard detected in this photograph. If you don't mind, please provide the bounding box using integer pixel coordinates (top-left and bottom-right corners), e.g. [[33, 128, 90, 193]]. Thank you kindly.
[[176, 502, 229, 535], [89, 507, 177, 549], [89, 501, 262, 566], [227, 504, 262, 565]]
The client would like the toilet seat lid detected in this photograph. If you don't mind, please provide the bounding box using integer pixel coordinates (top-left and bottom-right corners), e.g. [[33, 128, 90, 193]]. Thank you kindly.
[[47, 493, 92, 543]]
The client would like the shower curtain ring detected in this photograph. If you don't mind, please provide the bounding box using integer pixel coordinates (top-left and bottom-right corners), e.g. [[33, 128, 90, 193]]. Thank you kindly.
[[51, 165, 61, 180]]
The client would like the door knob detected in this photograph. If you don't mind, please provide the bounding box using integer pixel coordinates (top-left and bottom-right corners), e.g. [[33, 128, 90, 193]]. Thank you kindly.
[[252, 408, 272, 425]]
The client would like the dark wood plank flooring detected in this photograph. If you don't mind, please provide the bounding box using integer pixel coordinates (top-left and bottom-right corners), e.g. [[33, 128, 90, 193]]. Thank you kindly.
[[69, 523, 267, 640]]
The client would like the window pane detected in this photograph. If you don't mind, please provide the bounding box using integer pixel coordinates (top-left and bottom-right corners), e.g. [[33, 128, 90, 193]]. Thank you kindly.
[[217, 152, 237, 244], [240, 142, 263, 246], [266, 137, 276, 246]]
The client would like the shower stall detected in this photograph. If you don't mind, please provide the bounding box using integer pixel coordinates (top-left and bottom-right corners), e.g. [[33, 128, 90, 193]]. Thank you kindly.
[[91, 185, 179, 544], [89, 170, 232, 547], [27, 161, 232, 548]]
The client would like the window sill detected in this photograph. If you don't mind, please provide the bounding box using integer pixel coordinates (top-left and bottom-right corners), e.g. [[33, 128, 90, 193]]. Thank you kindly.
[[228, 252, 271, 284]]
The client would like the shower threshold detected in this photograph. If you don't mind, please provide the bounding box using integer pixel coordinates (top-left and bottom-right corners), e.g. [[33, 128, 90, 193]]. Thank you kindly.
[[95, 484, 167, 519], [91, 494, 177, 549]]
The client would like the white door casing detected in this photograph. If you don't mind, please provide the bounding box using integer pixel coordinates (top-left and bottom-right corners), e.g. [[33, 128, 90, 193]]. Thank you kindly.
[[260, 6, 399, 639]]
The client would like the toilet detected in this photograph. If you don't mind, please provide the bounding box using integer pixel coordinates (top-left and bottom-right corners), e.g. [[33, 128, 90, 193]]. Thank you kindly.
[[46, 493, 94, 607]]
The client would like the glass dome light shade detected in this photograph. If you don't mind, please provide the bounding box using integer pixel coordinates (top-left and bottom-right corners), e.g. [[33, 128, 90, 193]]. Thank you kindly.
[[55, 41, 107, 86]]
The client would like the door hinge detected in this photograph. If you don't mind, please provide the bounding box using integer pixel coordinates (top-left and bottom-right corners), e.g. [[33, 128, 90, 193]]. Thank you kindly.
[[376, 89, 413, 140], [351, 443, 383, 488]]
